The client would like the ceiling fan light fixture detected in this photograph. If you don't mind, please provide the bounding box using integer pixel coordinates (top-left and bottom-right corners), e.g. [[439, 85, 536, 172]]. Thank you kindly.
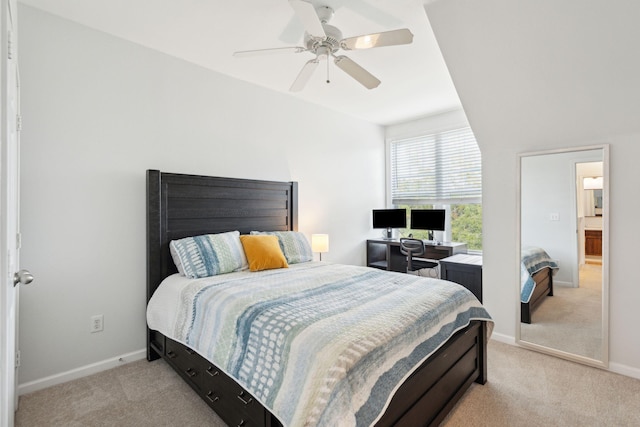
[[315, 46, 330, 60]]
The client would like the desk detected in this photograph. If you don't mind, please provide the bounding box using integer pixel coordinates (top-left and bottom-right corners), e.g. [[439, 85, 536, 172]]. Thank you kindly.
[[366, 239, 467, 273], [440, 254, 483, 302]]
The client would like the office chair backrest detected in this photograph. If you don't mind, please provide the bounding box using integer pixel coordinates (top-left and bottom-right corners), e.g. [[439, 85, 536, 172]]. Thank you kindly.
[[399, 238, 425, 271]]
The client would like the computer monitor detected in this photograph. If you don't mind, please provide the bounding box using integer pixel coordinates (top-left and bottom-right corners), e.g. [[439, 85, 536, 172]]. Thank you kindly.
[[372, 209, 407, 239], [410, 209, 445, 241]]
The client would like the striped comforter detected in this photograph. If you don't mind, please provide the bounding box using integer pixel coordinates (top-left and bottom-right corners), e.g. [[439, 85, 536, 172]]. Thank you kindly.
[[520, 246, 559, 303], [147, 262, 492, 426]]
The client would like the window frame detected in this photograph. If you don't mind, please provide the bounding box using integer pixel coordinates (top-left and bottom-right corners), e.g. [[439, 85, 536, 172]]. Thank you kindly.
[[385, 118, 482, 252]]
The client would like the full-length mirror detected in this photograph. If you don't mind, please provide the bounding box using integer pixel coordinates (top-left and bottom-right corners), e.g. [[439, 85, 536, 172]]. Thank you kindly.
[[517, 145, 609, 368]]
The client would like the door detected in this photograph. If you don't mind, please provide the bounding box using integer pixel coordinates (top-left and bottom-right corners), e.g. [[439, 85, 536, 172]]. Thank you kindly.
[[2, 0, 29, 425]]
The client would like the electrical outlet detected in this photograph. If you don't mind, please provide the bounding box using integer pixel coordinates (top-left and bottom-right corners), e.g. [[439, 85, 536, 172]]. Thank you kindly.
[[549, 213, 560, 221], [90, 314, 104, 333]]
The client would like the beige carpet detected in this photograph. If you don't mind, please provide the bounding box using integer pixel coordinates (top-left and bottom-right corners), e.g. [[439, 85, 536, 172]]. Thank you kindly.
[[16, 340, 640, 426], [16, 359, 224, 427], [520, 264, 603, 360], [441, 342, 639, 427]]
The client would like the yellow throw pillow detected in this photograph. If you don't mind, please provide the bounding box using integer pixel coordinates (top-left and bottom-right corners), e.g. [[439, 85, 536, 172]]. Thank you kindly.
[[240, 235, 289, 272]]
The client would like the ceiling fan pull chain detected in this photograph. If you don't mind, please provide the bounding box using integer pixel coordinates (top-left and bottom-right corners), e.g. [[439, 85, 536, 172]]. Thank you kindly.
[[326, 57, 330, 84]]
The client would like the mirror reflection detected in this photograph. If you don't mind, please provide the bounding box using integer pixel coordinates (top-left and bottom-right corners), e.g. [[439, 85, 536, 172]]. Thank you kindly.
[[584, 188, 603, 217], [518, 146, 608, 367]]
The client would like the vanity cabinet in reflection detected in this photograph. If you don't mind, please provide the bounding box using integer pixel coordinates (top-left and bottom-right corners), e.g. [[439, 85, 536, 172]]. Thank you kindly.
[[585, 230, 602, 256]]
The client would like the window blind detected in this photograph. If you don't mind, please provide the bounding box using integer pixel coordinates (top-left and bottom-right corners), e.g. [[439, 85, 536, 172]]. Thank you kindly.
[[390, 126, 481, 205]]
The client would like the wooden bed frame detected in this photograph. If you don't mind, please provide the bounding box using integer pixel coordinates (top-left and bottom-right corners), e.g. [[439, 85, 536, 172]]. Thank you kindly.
[[521, 267, 554, 324], [146, 169, 488, 427]]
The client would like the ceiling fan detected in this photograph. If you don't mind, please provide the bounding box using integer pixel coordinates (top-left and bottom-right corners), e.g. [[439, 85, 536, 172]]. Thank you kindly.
[[233, 0, 413, 91]]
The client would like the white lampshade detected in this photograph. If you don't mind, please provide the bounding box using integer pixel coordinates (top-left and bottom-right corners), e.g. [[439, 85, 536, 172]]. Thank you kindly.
[[584, 176, 603, 190], [311, 234, 329, 253]]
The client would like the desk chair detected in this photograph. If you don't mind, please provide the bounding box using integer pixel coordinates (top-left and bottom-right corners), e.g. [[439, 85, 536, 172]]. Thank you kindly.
[[399, 238, 439, 277]]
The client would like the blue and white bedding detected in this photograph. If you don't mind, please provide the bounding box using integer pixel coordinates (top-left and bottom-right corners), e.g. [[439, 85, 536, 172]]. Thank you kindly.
[[520, 246, 559, 303], [147, 261, 493, 427]]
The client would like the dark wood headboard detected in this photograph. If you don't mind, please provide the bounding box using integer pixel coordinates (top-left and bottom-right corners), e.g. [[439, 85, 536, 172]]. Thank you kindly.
[[146, 169, 298, 304]]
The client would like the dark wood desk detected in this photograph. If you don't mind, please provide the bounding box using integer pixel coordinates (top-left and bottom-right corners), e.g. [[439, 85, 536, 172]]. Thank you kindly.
[[366, 239, 467, 273]]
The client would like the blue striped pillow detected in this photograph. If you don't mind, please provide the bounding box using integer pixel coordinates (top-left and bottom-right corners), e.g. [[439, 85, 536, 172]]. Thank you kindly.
[[170, 231, 248, 278], [250, 231, 313, 264]]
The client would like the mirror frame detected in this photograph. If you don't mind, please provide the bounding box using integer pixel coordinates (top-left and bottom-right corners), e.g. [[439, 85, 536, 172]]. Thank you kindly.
[[516, 144, 609, 368]]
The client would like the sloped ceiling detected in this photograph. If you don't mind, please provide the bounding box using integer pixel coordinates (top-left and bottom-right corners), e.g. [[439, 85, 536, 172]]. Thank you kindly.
[[424, 0, 640, 148]]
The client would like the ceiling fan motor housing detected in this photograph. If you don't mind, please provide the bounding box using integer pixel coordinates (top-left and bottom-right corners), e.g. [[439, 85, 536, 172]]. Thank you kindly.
[[305, 24, 343, 55]]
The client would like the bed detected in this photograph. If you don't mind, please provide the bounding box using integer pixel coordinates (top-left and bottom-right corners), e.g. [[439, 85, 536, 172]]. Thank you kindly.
[[146, 170, 492, 427], [520, 246, 559, 324]]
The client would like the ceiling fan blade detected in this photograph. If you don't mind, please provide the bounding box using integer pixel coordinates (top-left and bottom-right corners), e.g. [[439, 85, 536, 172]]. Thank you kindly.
[[334, 55, 381, 89], [233, 46, 306, 57], [341, 29, 414, 50], [278, 16, 305, 44], [289, 0, 326, 39], [290, 59, 320, 92]]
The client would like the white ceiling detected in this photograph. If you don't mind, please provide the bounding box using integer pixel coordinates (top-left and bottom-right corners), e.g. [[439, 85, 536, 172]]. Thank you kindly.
[[18, 0, 461, 125]]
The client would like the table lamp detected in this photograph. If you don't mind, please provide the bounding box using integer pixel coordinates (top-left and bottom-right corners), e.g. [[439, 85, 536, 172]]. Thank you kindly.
[[311, 234, 329, 261]]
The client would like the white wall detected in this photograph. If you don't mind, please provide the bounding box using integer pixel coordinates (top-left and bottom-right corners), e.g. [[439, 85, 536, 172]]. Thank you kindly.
[[17, 5, 385, 387], [424, 0, 640, 377]]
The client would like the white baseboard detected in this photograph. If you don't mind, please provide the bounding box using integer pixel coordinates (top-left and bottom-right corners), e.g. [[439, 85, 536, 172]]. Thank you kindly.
[[609, 361, 640, 380], [554, 280, 574, 287], [18, 349, 146, 396], [489, 332, 516, 345]]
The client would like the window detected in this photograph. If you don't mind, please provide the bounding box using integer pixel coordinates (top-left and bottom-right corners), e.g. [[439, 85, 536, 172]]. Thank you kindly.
[[388, 126, 482, 251]]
